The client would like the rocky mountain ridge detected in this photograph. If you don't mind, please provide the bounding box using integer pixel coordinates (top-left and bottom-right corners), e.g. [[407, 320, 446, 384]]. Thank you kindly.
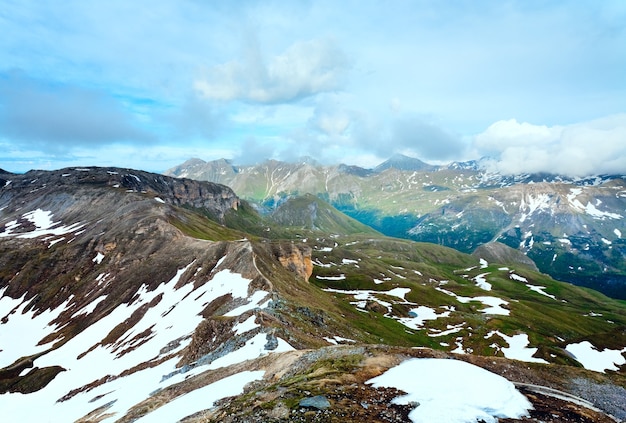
[[165, 156, 626, 299]]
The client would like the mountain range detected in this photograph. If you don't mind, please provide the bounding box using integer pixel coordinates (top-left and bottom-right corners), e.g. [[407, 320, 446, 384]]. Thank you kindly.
[[1, 166, 625, 422], [165, 155, 626, 299]]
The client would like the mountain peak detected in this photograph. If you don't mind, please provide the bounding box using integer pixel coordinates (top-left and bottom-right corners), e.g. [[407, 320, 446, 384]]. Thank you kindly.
[[374, 154, 436, 172], [164, 158, 237, 179]]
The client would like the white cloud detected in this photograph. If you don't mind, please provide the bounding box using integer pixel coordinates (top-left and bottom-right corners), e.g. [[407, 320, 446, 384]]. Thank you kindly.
[[475, 114, 626, 177], [308, 99, 352, 137], [194, 38, 350, 104], [474, 119, 563, 153]]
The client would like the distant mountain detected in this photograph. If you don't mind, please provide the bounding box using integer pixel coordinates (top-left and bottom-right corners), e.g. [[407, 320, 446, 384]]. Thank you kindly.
[[269, 193, 380, 235], [374, 153, 436, 172], [337, 163, 374, 177], [165, 157, 626, 299], [447, 159, 481, 171], [166, 157, 238, 181], [2, 166, 626, 421]]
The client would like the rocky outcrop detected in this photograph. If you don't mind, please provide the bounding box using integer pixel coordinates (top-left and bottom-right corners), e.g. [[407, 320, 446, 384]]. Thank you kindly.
[[270, 242, 313, 281], [1, 167, 239, 222]]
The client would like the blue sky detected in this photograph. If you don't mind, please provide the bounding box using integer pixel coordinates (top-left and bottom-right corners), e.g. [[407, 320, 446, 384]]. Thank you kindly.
[[1, 0, 625, 176]]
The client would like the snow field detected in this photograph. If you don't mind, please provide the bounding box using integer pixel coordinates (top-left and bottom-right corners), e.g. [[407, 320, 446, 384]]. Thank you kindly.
[[473, 272, 492, 291], [0, 257, 293, 422], [397, 306, 451, 330], [0, 208, 85, 241], [0, 294, 70, 367], [436, 287, 510, 316], [565, 341, 626, 373], [135, 370, 266, 423], [485, 331, 548, 364], [367, 358, 532, 423]]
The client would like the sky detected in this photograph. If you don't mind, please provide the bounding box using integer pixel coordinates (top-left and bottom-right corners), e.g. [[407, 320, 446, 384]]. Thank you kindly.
[[1, 0, 625, 176]]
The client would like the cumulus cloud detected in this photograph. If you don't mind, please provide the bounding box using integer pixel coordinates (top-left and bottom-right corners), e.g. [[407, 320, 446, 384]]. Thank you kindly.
[[0, 70, 150, 151], [475, 115, 626, 177], [309, 106, 351, 137], [474, 119, 563, 154], [194, 38, 350, 104]]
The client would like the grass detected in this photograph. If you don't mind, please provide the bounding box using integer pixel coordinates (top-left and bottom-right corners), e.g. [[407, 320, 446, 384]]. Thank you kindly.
[[167, 207, 250, 241], [300, 231, 626, 364], [160, 196, 626, 370]]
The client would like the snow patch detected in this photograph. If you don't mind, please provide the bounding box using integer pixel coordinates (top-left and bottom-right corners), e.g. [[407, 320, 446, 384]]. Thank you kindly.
[[397, 306, 450, 330], [509, 273, 527, 282], [316, 274, 346, 281], [0, 209, 85, 241], [473, 273, 491, 291], [566, 341, 626, 373], [233, 315, 260, 335], [509, 273, 557, 300], [92, 252, 105, 264], [436, 288, 510, 316], [486, 331, 548, 363], [321, 287, 454, 330], [526, 285, 557, 300], [71, 295, 108, 318], [323, 335, 357, 345], [519, 193, 551, 223], [367, 358, 532, 423], [312, 258, 334, 268], [0, 295, 71, 367], [205, 333, 294, 370], [135, 370, 265, 423], [428, 322, 465, 338], [568, 188, 623, 219]]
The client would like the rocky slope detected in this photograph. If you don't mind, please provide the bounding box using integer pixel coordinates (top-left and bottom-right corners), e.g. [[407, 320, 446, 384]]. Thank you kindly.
[[0, 168, 326, 421], [1, 166, 625, 422], [165, 156, 626, 299]]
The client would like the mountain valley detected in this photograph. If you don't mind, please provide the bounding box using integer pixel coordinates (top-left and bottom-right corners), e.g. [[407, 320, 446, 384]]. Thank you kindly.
[[0, 166, 625, 422], [165, 156, 626, 299]]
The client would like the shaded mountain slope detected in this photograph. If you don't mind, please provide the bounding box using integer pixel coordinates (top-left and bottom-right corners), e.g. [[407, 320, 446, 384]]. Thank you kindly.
[[268, 193, 380, 235]]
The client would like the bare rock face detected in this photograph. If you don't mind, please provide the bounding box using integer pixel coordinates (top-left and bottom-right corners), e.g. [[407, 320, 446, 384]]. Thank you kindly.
[[0, 167, 239, 223], [270, 243, 313, 281]]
